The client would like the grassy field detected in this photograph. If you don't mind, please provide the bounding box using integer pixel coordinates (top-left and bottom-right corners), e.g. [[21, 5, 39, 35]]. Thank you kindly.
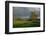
[[13, 20, 40, 28]]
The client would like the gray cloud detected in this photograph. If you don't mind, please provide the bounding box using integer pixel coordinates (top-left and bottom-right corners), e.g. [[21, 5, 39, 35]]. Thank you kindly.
[[13, 7, 40, 18]]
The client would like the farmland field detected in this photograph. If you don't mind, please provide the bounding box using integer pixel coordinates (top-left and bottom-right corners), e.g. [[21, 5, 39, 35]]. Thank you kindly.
[[13, 20, 40, 28]]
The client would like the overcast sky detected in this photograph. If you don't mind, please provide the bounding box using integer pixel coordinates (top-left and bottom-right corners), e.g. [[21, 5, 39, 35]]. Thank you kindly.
[[13, 7, 40, 18]]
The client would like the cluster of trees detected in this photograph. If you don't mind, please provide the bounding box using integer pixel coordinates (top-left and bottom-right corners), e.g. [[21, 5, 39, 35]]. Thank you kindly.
[[31, 11, 40, 23], [32, 12, 37, 21], [25, 11, 38, 21]]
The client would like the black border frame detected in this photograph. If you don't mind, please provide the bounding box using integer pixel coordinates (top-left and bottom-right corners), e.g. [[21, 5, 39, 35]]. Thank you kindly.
[[5, 1, 45, 34]]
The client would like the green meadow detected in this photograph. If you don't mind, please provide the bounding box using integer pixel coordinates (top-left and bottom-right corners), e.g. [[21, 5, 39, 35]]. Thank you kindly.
[[13, 19, 40, 28]]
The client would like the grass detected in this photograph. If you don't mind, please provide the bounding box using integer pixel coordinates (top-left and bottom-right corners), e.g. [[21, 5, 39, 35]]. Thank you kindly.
[[13, 20, 40, 28]]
